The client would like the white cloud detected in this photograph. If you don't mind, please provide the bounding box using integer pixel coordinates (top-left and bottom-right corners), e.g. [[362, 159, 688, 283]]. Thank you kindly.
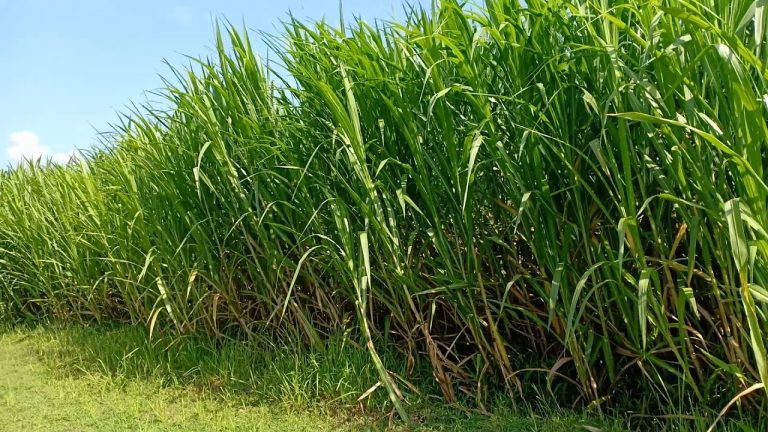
[[5, 131, 78, 165], [52, 151, 76, 164], [7, 131, 46, 161]]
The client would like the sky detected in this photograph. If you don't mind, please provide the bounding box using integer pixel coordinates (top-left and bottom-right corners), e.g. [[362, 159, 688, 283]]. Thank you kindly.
[[0, 0, 425, 168]]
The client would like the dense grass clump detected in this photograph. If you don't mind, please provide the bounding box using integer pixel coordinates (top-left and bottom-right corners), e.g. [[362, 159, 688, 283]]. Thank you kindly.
[[1, 0, 767, 426]]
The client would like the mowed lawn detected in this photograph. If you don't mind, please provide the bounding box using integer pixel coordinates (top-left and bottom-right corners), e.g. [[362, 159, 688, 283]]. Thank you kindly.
[[0, 331, 351, 432]]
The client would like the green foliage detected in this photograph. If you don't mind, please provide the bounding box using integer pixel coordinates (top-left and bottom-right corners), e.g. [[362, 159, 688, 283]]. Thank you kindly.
[[1, 0, 768, 427]]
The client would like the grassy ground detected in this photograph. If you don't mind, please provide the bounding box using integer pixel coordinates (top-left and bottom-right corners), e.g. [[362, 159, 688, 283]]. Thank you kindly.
[[0, 332, 352, 432], [0, 326, 625, 432]]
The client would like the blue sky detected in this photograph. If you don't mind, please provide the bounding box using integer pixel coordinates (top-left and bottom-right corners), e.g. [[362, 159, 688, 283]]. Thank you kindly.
[[0, 0, 424, 167]]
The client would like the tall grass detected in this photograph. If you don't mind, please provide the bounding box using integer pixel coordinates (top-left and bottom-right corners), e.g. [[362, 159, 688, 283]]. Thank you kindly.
[[1, 0, 767, 424]]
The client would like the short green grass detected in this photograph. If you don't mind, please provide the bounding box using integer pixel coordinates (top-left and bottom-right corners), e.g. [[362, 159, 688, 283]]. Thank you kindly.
[[0, 326, 627, 432], [0, 333, 347, 432]]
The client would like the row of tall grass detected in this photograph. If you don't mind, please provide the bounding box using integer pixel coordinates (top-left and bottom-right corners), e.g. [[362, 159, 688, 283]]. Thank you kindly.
[[1, 0, 767, 426]]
